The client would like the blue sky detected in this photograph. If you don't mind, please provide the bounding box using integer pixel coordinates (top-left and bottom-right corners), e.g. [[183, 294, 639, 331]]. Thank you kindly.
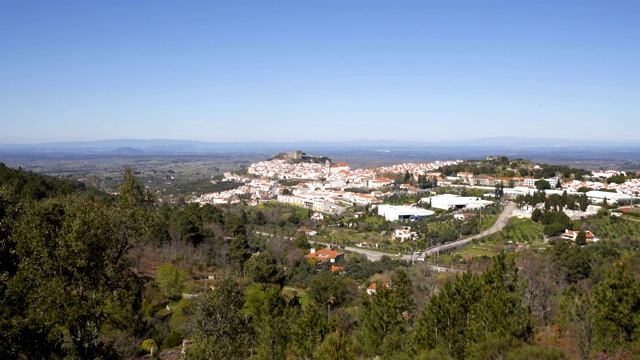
[[1, 1, 638, 143]]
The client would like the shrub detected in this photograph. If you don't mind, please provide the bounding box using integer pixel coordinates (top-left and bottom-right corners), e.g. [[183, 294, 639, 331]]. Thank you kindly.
[[140, 339, 157, 354], [162, 331, 184, 349]]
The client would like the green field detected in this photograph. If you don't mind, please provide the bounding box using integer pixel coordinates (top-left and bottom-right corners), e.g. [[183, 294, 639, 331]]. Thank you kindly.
[[441, 217, 546, 263], [487, 217, 546, 244], [283, 287, 310, 309], [577, 216, 640, 242]]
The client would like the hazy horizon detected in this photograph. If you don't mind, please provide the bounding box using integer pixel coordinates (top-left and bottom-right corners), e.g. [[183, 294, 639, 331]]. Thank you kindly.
[[2, 1, 639, 143]]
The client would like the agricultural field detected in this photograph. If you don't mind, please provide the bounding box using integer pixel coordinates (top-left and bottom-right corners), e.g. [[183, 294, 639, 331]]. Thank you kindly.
[[577, 216, 640, 243], [437, 217, 547, 267], [489, 217, 546, 244], [443, 211, 640, 267], [0, 153, 264, 202]]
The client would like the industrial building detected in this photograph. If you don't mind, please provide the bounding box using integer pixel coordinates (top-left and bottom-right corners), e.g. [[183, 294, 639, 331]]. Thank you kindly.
[[376, 205, 435, 221], [419, 194, 493, 210]]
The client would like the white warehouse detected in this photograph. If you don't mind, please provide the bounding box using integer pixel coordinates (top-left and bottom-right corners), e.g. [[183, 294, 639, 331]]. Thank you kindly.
[[419, 194, 493, 210], [585, 191, 632, 204], [377, 205, 435, 221]]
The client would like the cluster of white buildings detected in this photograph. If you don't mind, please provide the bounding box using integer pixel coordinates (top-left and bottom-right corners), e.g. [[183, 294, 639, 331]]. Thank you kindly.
[[358, 160, 464, 179], [277, 188, 383, 213], [194, 178, 277, 205], [248, 158, 463, 189], [561, 178, 640, 197], [591, 170, 625, 179], [247, 160, 327, 180], [241, 157, 465, 213], [221, 172, 252, 183], [454, 172, 560, 189]]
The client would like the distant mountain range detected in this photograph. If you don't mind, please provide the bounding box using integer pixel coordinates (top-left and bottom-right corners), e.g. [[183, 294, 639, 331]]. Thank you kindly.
[[0, 138, 639, 161]]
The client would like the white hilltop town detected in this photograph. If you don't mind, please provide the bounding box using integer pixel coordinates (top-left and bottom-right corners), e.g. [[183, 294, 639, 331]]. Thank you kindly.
[[191, 150, 463, 219], [191, 151, 640, 223]]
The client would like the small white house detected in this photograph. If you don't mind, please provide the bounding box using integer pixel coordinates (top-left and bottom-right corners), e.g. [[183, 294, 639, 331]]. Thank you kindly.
[[394, 226, 417, 241], [561, 229, 599, 243]]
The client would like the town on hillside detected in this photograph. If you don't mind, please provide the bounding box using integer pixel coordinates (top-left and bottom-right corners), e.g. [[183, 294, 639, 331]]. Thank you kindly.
[[5, 154, 640, 359]]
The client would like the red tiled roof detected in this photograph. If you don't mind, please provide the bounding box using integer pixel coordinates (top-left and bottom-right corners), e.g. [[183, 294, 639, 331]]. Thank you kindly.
[[305, 249, 343, 261]]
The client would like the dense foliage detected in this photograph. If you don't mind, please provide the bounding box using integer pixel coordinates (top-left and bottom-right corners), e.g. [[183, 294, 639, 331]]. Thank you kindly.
[[2, 164, 640, 359]]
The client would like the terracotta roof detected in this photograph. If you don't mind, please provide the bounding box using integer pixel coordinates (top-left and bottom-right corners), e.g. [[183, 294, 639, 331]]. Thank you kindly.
[[367, 282, 392, 291], [305, 249, 343, 261]]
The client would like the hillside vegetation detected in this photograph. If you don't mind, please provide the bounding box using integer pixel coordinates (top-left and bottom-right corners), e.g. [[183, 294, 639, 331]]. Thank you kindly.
[[1, 164, 640, 359]]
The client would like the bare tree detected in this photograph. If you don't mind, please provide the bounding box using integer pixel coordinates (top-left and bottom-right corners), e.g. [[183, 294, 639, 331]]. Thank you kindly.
[[517, 250, 565, 326], [565, 290, 595, 359], [410, 262, 439, 311]]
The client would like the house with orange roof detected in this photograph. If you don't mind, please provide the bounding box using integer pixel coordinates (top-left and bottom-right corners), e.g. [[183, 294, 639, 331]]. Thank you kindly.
[[498, 177, 513, 184], [299, 227, 317, 236], [470, 175, 496, 186], [305, 248, 344, 263], [367, 178, 394, 189], [561, 229, 599, 243], [328, 161, 350, 174], [400, 184, 419, 193], [366, 282, 392, 295]]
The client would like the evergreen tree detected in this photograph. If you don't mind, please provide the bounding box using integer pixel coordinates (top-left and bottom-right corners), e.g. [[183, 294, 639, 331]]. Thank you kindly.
[[592, 263, 640, 354], [413, 253, 530, 359], [290, 303, 328, 358], [561, 190, 568, 209], [243, 284, 293, 359], [579, 194, 589, 212], [156, 263, 186, 300], [358, 270, 414, 357], [245, 253, 285, 286], [187, 275, 250, 359], [229, 234, 251, 271]]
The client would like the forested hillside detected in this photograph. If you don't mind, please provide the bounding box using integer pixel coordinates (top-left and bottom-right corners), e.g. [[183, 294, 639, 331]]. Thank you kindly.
[[1, 165, 639, 359]]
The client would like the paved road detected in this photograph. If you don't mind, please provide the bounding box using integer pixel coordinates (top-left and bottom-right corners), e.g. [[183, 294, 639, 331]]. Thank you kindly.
[[257, 203, 516, 275], [310, 241, 463, 274], [424, 202, 516, 256]]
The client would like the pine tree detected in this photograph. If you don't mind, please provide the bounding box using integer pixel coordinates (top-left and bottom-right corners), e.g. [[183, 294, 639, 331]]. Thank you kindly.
[[579, 194, 589, 212], [592, 263, 640, 353], [229, 234, 250, 271], [188, 275, 250, 359]]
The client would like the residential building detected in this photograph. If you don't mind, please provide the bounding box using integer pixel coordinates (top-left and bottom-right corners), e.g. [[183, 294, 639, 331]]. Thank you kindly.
[[366, 282, 392, 295], [305, 248, 344, 263], [299, 227, 317, 236], [394, 226, 417, 241], [561, 230, 599, 242]]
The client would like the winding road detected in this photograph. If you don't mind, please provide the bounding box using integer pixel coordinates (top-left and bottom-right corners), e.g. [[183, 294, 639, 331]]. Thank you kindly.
[[263, 202, 517, 274], [423, 202, 516, 256], [320, 202, 516, 273]]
